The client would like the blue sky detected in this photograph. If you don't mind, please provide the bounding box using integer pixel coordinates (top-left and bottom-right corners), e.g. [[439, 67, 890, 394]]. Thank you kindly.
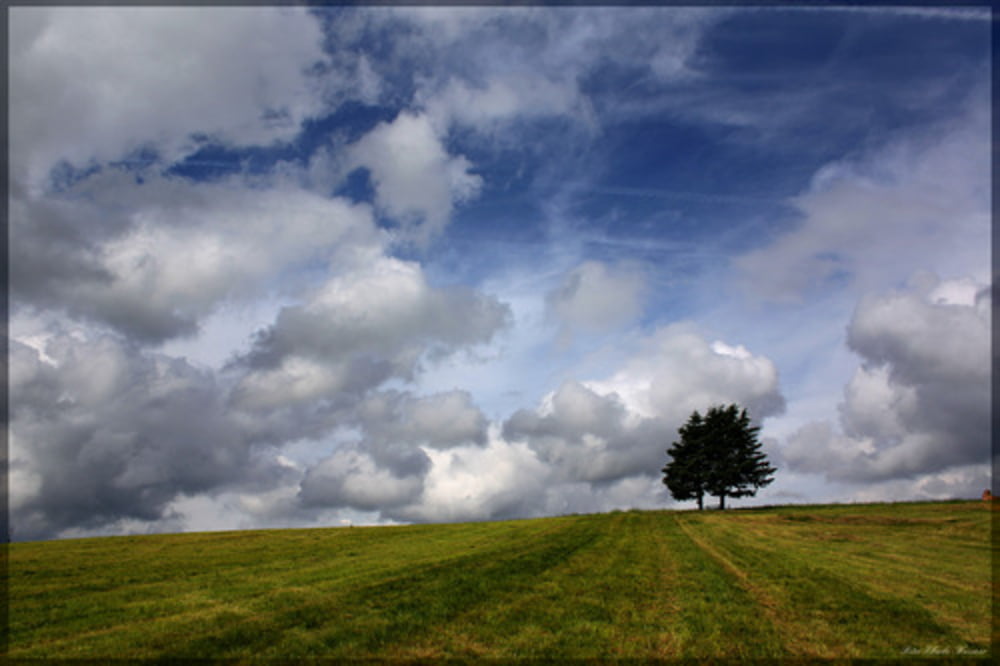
[[8, 6, 992, 540]]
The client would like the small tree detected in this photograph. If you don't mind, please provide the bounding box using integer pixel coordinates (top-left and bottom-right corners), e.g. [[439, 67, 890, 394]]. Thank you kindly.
[[661, 411, 709, 510], [662, 404, 776, 510]]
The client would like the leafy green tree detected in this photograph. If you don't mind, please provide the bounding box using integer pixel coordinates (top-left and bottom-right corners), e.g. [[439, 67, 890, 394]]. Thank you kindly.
[[662, 404, 776, 510]]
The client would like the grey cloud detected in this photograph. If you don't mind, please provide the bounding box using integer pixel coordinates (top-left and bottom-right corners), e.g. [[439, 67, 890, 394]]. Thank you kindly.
[[9, 334, 294, 541], [783, 275, 990, 483], [734, 98, 989, 304], [357, 390, 488, 450], [12, 173, 379, 344], [847, 281, 989, 388], [385, 438, 552, 525], [220, 256, 508, 518], [540, 476, 671, 517], [9, 179, 122, 315], [845, 464, 991, 504], [503, 381, 671, 484], [292, 389, 490, 514], [276, 325, 786, 525], [232, 256, 510, 410], [299, 445, 426, 512], [9, 299, 503, 537], [782, 421, 872, 477]]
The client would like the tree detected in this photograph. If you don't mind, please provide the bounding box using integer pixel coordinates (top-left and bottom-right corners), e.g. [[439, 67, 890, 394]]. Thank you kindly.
[[661, 411, 710, 510], [662, 404, 776, 510]]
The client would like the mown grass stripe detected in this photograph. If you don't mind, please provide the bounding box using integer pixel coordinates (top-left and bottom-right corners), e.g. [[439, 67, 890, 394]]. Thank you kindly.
[[685, 514, 985, 658], [8, 519, 578, 658], [661, 513, 789, 659], [386, 511, 681, 659], [721, 512, 991, 645], [148, 516, 603, 660], [736, 509, 991, 639]]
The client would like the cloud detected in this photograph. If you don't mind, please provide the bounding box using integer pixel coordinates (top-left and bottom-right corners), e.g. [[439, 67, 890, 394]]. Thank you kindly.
[[396, 435, 550, 524], [9, 291, 504, 538], [292, 390, 507, 519], [8, 330, 293, 541], [424, 74, 584, 132], [546, 261, 645, 342], [11, 174, 379, 343], [299, 425, 548, 526], [11, 7, 328, 192], [782, 275, 990, 484], [299, 445, 426, 512], [379, 390, 490, 450], [587, 323, 786, 424], [847, 273, 989, 388], [844, 464, 992, 505], [503, 324, 784, 487], [9, 242, 511, 538], [232, 254, 511, 410], [345, 112, 483, 243], [734, 95, 990, 303], [503, 381, 667, 484], [353, 6, 721, 145], [395, 7, 715, 84]]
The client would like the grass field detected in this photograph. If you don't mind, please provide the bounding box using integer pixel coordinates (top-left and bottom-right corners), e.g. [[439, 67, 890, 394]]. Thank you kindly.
[[5, 501, 994, 660]]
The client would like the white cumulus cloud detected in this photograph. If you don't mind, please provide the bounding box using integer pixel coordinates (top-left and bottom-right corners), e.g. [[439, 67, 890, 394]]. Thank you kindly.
[[346, 112, 483, 243]]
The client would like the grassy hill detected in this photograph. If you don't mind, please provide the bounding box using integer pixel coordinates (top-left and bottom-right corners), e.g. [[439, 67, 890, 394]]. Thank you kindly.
[[5, 501, 993, 660]]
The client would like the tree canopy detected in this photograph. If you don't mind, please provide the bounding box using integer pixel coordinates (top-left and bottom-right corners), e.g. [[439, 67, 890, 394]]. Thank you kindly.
[[662, 404, 776, 510]]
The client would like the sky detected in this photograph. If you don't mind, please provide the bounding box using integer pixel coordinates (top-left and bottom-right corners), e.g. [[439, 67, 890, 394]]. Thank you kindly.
[[7, 5, 992, 541]]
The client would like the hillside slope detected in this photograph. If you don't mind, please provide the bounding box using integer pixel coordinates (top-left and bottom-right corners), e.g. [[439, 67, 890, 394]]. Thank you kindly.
[[6, 502, 992, 659]]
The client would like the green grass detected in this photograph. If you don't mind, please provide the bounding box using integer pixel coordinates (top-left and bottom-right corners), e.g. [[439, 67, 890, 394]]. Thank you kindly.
[[5, 501, 993, 660]]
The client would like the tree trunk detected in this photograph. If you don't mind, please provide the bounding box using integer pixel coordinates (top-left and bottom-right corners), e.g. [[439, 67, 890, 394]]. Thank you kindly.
[[697, 493, 703, 510], [718, 494, 726, 510]]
